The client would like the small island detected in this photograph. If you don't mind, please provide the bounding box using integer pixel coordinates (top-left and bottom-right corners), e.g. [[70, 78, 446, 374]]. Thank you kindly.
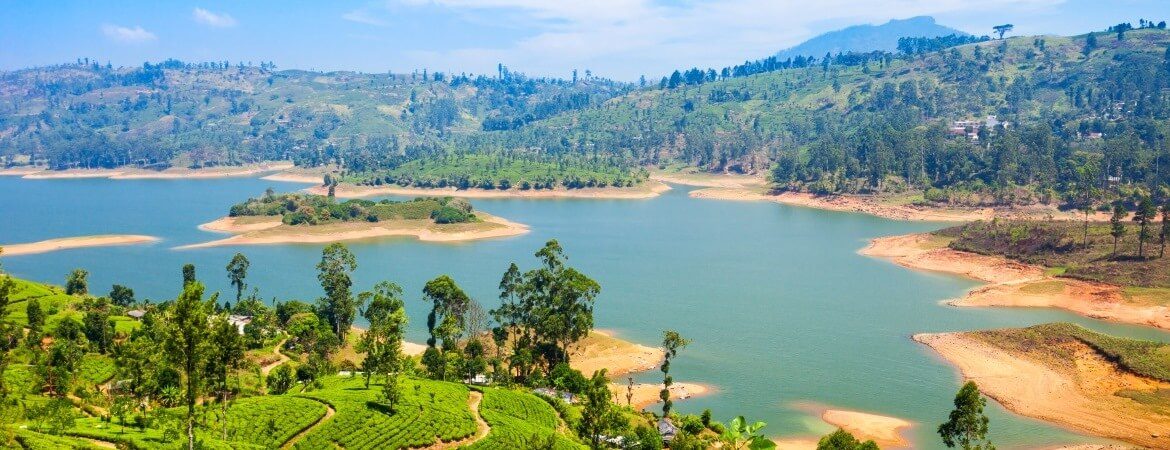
[[181, 192, 527, 249]]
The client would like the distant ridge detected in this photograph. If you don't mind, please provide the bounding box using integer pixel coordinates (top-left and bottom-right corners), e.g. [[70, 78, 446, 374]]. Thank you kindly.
[[776, 16, 969, 58]]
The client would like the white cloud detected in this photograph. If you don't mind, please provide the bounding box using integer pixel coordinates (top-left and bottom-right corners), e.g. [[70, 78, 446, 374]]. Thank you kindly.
[[193, 7, 237, 27], [342, 9, 387, 26], [386, 0, 1067, 79], [101, 24, 157, 43]]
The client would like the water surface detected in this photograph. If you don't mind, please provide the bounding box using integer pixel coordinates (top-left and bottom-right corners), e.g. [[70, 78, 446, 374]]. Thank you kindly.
[[0, 176, 1160, 448]]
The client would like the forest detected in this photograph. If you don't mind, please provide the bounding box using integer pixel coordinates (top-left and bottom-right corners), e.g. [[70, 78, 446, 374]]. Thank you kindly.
[[1, 22, 1169, 204]]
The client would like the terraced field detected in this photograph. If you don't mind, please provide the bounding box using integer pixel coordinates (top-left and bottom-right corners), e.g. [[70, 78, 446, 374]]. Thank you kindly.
[[466, 387, 584, 450]]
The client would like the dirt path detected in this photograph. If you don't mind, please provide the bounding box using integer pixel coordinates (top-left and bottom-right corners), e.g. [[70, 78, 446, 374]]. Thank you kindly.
[[280, 399, 336, 449], [83, 437, 118, 449], [424, 391, 490, 450], [262, 339, 290, 376]]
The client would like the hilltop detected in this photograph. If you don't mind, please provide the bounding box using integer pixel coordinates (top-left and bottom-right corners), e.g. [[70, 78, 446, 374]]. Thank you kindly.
[[775, 16, 970, 59]]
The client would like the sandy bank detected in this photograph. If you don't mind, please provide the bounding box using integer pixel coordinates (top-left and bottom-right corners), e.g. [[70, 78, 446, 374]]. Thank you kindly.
[[198, 216, 284, 233], [0, 167, 44, 176], [861, 233, 1170, 330], [303, 180, 672, 200], [2, 235, 160, 256], [570, 330, 666, 377], [259, 172, 326, 184], [914, 332, 1170, 448], [690, 188, 993, 222], [649, 171, 766, 189], [18, 162, 294, 180], [773, 408, 913, 450], [609, 381, 711, 410], [178, 213, 528, 249]]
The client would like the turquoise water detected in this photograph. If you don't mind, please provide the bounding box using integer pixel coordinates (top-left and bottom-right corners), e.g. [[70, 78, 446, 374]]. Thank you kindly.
[[1, 176, 1162, 448]]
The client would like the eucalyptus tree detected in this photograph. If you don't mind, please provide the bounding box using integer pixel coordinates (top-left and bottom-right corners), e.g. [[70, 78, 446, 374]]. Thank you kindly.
[[316, 243, 361, 341], [226, 253, 251, 302], [1111, 203, 1128, 256], [206, 317, 246, 440], [938, 381, 994, 450], [1135, 196, 1157, 258], [65, 268, 88, 295], [660, 329, 691, 417], [163, 281, 216, 450], [358, 281, 408, 393]]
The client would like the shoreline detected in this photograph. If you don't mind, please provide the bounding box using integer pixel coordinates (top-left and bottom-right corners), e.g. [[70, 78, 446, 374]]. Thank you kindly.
[[14, 162, 294, 180], [1, 235, 160, 256], [178, 213, 529, 249], [690, 188, 995, 222], [861, 232, 1170, 331], [302, 180, 672, 200], [610, 381, 712, 411], [914, 332, 1170, 448]]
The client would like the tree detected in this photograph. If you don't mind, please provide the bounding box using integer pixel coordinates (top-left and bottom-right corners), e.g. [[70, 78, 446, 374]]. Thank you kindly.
[[1111, 203, 1128, 256], [316, 243, 360, 341], [82, 307, 115, 354], [1160, 202, 1170, 258], [109, 284, 135, 307], [422, 275, 471, 351], [578, 369, 621, 449], [266, 364, 294, 394], [0, 260, 17, 399], [992, 24, 1014, 39], [521, 240, 600, 368], [358, 281, 408, 392], [938, 381, 994, 450], [26, 297, 44, 340], [163, 281, 215, 450], [720, 416, 775, 450], [206, 317, 245, 440], [226, 253, 251, 303], [1082, 33, 1098, 56], [817, 429, 878, 450], [182, 263, 197, 286], [1135, 196, 1157, 258], [1072, 158, 1100, 247], [65, 269, 88, 295], [660, 330, 691, 417]]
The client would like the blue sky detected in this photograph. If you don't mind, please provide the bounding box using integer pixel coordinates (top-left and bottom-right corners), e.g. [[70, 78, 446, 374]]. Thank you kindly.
[[0, 0, 1164, 80]]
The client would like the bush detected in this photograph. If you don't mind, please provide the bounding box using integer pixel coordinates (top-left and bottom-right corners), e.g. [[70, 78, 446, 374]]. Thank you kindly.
[[432, 206, 471, 224]]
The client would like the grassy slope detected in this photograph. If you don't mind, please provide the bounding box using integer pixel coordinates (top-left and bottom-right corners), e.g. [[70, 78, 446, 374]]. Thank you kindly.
[[941, 219, 1170, 291], [971, 322, 1170, 382]]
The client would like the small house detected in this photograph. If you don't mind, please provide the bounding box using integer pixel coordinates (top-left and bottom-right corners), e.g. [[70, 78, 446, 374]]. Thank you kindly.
[[127, 309, 147, 320], [227, 315, 252, 335]]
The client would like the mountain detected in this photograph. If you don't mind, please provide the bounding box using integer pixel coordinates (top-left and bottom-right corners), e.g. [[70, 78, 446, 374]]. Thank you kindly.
[[776, 16, 970, 59]]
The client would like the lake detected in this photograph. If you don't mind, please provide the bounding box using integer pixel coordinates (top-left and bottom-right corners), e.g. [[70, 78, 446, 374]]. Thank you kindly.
[[1, 175, 1162, 448]]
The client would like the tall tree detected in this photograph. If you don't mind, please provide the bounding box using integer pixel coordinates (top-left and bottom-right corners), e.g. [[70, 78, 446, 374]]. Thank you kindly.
[[358, 281, 407, 392], [1135, 196, 1157, 258], [163, 281, 215, 450], [225, 253, 251, 303], [660, 330, 691, 417], [316, 243, 360, 341], [525, 240, 600, 367], [109, 284, 135, 307], [182, 263, 197, 286], [421, 275, 471, 350], [65, 269, 88, 295], [578, 369, 621, 449], [1111, 203, 1128, 256], [1073, 159, 1100, 247], [0, 250, 18, 399], [938, 381, 994, 450], [205, 317, 245, 440], [992, 24, 1014, 39], [1160, 202, 1170, 258]]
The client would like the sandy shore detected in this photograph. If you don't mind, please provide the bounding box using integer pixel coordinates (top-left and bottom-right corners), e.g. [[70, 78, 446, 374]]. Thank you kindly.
[[0, 167, 44, 176], [259, 172, 326, 184], [570, 330, 666, 377], [774, 409, 913, 450], [198, 216, 284, 233], [915, 332, 1170, 448], [2, 235, 160, 256], [179, 213, 528, 249], [691, 188, 994, 222], [861, 233, 1170, 330], [649, 171, 766, 189], [609, 381, 712, 410], [302, 180, 672, 200], [18, 162, 294, 180]]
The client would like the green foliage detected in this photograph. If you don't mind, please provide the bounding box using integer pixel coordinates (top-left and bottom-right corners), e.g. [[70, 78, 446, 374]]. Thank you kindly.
[[266, 364, 295, 395], [938, 381, 994, 450], [230, 193, 477, 225], [293, 376, 477, 449], [467, 386, 583, 450], [719, 416, 775, 450], [817, 429, 879, 450], [65, 269, 88, 296]]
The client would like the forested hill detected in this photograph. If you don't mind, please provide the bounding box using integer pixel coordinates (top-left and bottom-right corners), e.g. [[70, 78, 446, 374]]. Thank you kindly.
[[775, 16, 969, 59], [2, 23, 1170, 205]]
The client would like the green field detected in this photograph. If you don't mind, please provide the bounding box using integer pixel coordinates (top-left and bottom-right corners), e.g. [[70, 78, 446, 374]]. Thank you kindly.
[[467, 387, 584, 450]]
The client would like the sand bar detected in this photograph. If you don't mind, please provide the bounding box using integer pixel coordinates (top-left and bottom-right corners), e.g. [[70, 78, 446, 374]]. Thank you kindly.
[[18, 162, 293, 180], [178, 213, 528, 249], [861, 232, 1170, 330], [2, 235, 160, 256], [570, 329, 666, 377], [773, 408, 914, 450], [649, 171, 766, 188], [915, 332, 1170, 448], [609, 381, 711, 410], [303, 180, 671, 200]]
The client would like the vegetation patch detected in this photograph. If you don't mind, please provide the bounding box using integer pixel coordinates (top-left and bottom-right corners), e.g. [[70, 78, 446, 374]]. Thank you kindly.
[[229, 192, 478, 225]]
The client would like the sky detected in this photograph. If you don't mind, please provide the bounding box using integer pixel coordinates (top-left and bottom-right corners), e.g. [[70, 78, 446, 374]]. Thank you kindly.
[[0, 0, 1164, 80]]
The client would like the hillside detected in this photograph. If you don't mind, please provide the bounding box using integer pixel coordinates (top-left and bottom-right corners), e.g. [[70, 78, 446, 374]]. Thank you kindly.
[[2, 23, 1169, 207], [775, 16, 970, 59]]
